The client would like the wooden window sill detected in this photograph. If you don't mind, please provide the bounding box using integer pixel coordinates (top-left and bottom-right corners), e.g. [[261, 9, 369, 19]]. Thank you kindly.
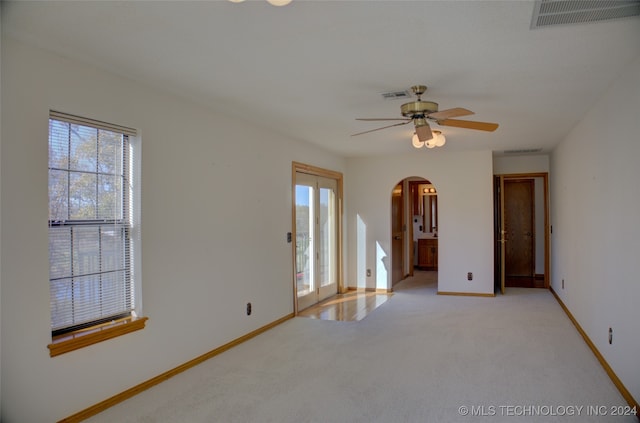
[[48, 316, 148, 357]]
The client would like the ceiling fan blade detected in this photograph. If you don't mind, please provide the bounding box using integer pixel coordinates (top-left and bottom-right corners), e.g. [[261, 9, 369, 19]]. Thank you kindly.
[[438, 119, 499, 132], [415, 122, 433, 142], [356, 118, 411, 121], [428, 107, 474, 120], [351, 120, 413, 137]]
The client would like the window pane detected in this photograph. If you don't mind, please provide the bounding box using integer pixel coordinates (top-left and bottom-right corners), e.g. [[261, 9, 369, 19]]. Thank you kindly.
[[49, 120, 69, 169], [72, 226, 100, 277], [72, 275, 102, 325], [50, 278, 74, 329], [101, 226, 126, 273], [98, 174, 122, 220], [101, 270, 131, 315], [98, 130, 123, 174], [49, 169, 69, 221], [69, 172, 97, 219], [69, 124, 97, 172], [49, 227, 72, 279]]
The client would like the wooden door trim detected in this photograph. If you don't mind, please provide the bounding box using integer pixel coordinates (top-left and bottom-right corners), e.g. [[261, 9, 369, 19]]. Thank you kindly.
[[495, 172, 550, 289], [292, 162, 344, 315], [391, 182, 404, 287], [408, 181, 420, 277], [496, 175, 506, 294], [408, 178, 434, 277]]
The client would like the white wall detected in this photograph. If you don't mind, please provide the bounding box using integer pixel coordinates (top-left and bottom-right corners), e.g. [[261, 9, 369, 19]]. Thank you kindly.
[[493, 154, 549, 175], [550, 55, 640, 404], [346, 150, 494, 295], [0, 38, 345, 422]]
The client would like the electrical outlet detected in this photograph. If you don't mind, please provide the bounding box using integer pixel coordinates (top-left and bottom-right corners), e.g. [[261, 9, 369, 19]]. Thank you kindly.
[[467, 272, 473, 281], [246, 302, 252, 316], [367, 269, 372, 277]]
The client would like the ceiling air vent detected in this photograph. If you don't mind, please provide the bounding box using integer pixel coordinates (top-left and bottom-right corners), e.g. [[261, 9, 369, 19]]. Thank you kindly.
[[503, 148, 543, 154], [381, 90, 412, 100], [531, 0, 640, 29]]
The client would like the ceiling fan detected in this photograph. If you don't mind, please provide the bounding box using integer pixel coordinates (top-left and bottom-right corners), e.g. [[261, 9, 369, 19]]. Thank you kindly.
[[352, 85, 499, 142]]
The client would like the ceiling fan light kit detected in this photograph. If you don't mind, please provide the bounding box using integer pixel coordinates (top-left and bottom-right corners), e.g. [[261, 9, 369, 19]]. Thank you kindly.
[[266, 0, 293, 6], [228, 0, 293, 6], [353, 84, 499, 149], [413, 130, 445, 149]]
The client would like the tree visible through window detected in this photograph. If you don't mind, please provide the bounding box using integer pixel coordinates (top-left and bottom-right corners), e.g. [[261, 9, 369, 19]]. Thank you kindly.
[[48, 112, 136, 336]]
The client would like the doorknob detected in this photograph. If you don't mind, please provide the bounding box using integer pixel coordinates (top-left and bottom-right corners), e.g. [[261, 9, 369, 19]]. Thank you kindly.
[[394, 235, 402, 240]]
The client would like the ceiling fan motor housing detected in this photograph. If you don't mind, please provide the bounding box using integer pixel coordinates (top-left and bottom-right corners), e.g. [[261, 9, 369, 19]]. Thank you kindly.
[[401, 100, 438, 117]]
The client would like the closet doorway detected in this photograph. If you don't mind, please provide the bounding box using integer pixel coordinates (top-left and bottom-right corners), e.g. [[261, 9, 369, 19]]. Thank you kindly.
[[494, 173, 549, 294]]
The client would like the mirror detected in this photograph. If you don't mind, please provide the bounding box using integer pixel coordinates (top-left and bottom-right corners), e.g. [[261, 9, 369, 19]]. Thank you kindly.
[[409, 180, 438, 235], [422, 185, 437, 234], [423, 193, 437, 233]]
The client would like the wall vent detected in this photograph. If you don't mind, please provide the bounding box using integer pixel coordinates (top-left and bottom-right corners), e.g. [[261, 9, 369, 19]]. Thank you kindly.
[[503, 148, 543, 154], [531, 0, 640, 29], [381, 90, 412, 100]]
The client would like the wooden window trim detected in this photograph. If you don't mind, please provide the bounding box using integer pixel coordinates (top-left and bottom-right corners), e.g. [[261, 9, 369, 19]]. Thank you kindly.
[[48, 316, 148, 357]]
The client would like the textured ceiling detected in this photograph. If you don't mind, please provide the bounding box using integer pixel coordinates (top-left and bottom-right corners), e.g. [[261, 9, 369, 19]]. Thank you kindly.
[[3, 1, 640, 157]]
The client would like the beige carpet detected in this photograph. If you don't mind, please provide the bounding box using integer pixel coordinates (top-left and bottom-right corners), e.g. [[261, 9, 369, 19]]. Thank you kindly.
[[86, 271, 634, 422]]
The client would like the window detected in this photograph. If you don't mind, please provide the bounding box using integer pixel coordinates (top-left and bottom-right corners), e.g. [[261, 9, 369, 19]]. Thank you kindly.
[[48, 111, 145, 356]]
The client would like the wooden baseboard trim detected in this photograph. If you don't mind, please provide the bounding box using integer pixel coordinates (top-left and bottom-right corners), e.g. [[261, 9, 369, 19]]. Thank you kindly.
[[550, 287, 639, 418], [347, 287, 392, 293], [58, 313, 295, 423], [437, 291, 495, 297]]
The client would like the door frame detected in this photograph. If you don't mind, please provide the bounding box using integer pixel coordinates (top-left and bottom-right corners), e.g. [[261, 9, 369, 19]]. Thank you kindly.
[[391, 182, 405, 287], [494, 173, 550, 292], [407, 178, 434, 277], [292, 162, 344, 314]]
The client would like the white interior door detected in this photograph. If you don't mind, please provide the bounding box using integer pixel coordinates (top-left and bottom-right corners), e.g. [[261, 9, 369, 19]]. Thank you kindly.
[[295, 173, 338, 311]]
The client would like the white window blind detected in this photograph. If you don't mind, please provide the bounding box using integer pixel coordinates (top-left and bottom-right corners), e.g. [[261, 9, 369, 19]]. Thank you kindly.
[[48, 111, 137, 335]]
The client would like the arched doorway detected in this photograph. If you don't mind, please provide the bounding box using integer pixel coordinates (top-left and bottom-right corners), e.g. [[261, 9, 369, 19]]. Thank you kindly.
[[391, 176, 439, 288]]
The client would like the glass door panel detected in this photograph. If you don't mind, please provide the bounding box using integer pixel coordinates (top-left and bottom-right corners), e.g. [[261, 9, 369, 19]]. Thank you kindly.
[[317, 177, 337, 301], [295, 173, 317, 311], [295, 184, 314, 297]]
